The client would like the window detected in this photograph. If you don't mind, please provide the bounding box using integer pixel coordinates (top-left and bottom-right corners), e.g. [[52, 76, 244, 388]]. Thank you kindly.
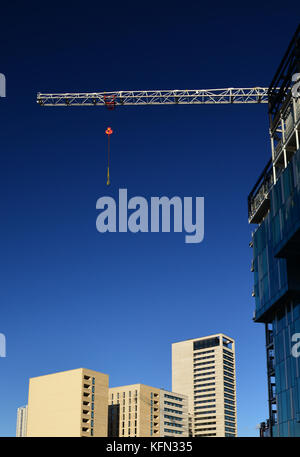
[[225, 421, 235, 427], [164, 421, 183, 428], [225, 426, 235, 433], [164, 415, 183, 421], [196, 433, 216, 436], [164, 394, 183, 402], [223, 354, 234, 362], [225, 415, 235, 421], [194, 394, 216, 400], [194, 378, 215, 384], [224, 386, 234, 393], [164, 429, 183, 435], [164, 401, 183, 408], [194, 421, 216, 426], [224, 399, 235, 406], [224, 367, 234, 380], [194, 404, 216, 410], [195, 410, 216, 415], [193, 337, 219, 350], [224, 405, 235, 411], [194, 427, 216, 431], [194, 361, 215, 368], [194, 388, 215, 393], [164, 408, 183, 415], [194, 349, 215, 355], [224, 393, 235, 400], [193, 355, 215, 362], [194, 367, 216, 373]]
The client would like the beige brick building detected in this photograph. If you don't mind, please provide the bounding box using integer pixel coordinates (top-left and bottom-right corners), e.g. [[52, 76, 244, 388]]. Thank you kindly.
[[172, 334, 237, 437], [108, 384, 188, 437], [26, 368, 109, 437]]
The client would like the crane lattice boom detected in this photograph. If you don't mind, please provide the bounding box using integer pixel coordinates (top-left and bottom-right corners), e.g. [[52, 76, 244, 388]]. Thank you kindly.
[[37, 87, 269, 107]]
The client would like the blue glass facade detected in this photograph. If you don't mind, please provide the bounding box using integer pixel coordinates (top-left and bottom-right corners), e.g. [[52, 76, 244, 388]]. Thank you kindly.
[[271, 301, 300, 436], [252, 147, 300, 436], [253, 147, 300, 322]]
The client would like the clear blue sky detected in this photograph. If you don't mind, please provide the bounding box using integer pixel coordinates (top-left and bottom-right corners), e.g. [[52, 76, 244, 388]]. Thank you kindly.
[[0, 0, 299, 437]]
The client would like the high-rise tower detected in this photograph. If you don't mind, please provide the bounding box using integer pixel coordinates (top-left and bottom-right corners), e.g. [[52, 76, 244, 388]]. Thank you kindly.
[[172, 334, 237, 437], [16, 405, 28, 437]]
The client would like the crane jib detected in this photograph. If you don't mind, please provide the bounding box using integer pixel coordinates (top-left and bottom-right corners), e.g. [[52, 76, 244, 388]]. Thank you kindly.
[[36, 88, 271, 106]]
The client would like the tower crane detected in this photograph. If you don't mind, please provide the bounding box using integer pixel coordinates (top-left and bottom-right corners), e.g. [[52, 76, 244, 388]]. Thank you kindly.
[[36, 86, 271, 185]]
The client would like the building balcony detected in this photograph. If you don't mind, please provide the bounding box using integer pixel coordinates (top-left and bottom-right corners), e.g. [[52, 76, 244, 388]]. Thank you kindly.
[[272, 95, 300, 168], [248, 159, 273, 224]]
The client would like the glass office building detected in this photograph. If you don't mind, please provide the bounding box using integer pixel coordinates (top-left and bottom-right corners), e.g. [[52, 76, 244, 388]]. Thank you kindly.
[[248, 26, 300, 436]]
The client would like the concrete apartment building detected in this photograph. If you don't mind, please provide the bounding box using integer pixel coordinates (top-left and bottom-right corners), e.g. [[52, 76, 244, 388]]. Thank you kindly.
[[26, 368, 109, 437], [16, 405, 28, 437], [108, 384, 188, 437], [172, 334, 237, 437]]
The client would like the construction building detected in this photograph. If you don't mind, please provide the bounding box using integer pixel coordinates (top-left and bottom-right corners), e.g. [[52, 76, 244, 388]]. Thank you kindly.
[[108, 384, 188, 437], [26, 368, 109, 437], [248, 25, 300, 437], [172, 334, 237, 437]]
